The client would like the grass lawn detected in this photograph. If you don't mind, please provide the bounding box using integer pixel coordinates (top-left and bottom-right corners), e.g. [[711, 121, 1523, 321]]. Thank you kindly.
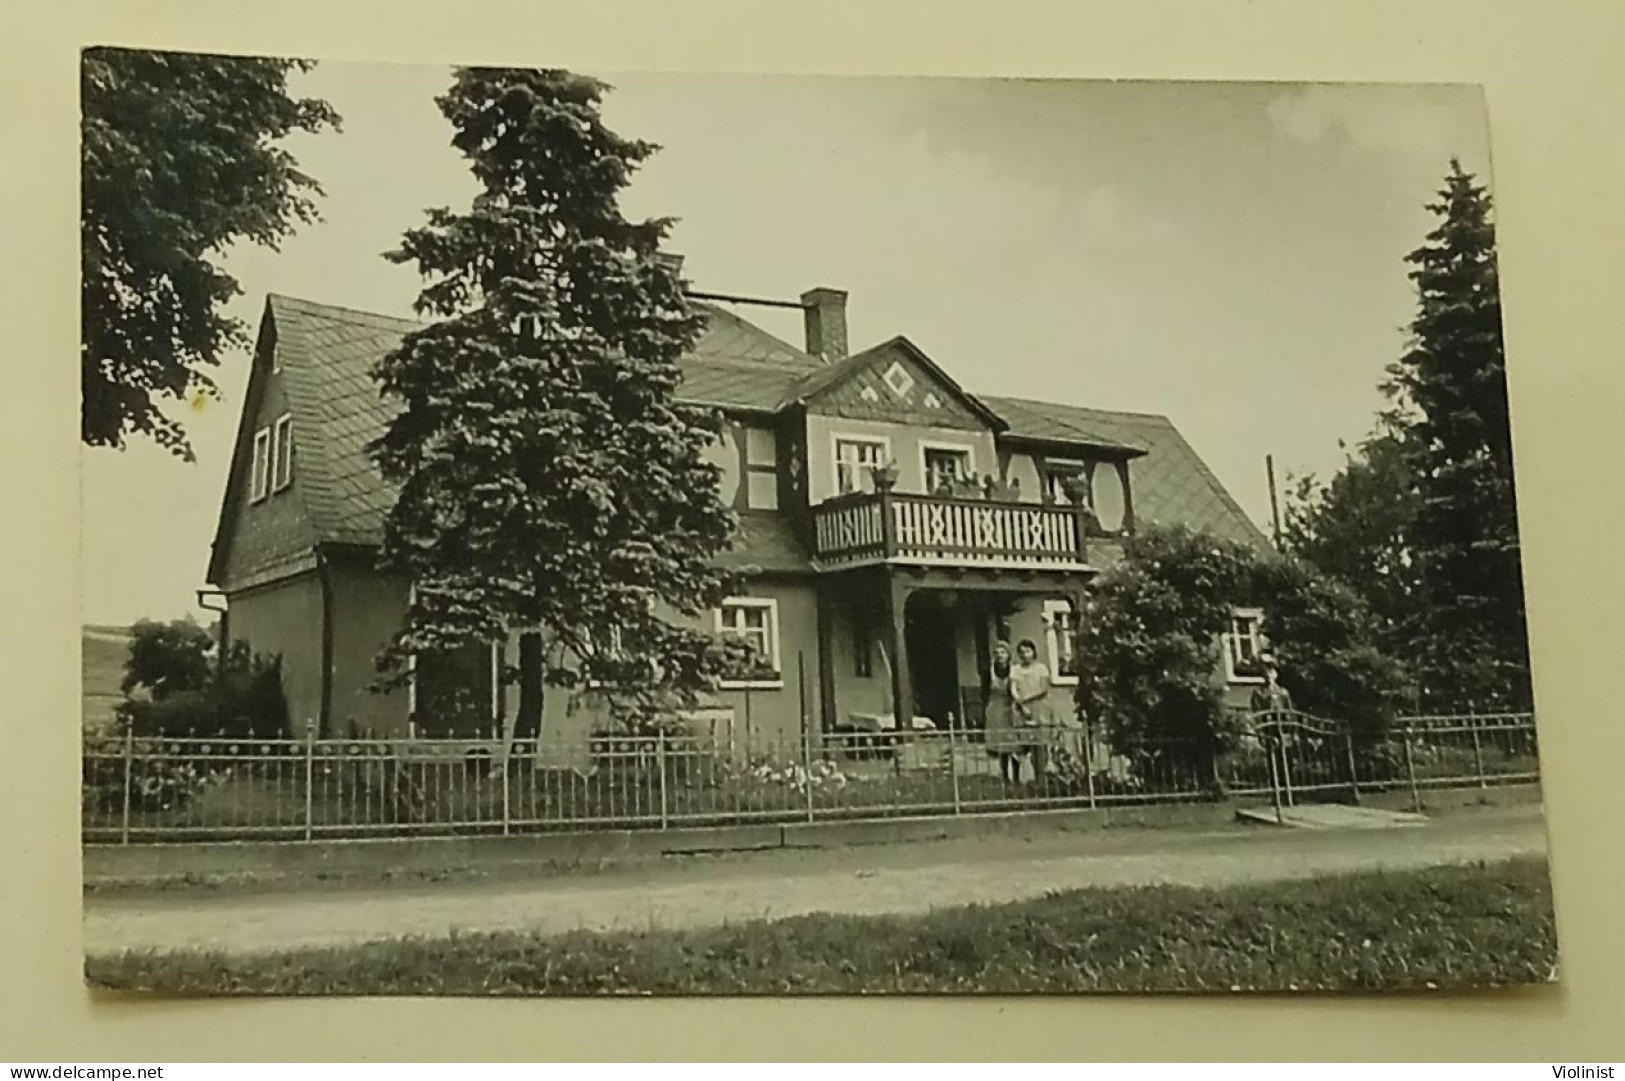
[[86, 856, 1556, 995], [82, 626, 130, 732]]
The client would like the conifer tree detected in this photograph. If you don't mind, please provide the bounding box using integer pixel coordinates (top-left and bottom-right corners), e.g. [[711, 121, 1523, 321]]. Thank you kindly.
[[370, 68, 741, 739], [1383, 159, 1530, 708]]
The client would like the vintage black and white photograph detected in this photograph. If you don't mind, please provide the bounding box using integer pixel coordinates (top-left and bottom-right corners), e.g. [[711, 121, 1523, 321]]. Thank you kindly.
[[80, 49, 1554, 994]]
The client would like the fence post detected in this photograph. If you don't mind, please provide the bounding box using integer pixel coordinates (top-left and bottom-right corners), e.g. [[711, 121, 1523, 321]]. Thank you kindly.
[[1344, 729, 1361, 805], [1469, 709, 1487, 789], [501, 743, 512, 836], [803, 734, 816, 825], [303, 718, 316, 842], [1278, 716, 1295, 809], [1403, 726, 1422, 814], [120, 723, 134, 846], [657, 729, 669, 830], [947, 720, 962, 815], [1266, 733, 1284, 825], [799, 651, 815, 824], [1081, 716, 1098, 811]]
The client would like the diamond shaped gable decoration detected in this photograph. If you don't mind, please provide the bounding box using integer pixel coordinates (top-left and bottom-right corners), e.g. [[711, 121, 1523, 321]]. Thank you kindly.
[[882, 360, 915, 399], [923, 391, 942, 410]]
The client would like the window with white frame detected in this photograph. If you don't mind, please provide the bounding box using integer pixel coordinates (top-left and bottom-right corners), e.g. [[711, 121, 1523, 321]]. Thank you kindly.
[[923, 445, 974, 494], [1224, 607, 1267, 683], [834, 436, 888, 495], [272, 414, 294, 492], [716, 597, 782, 686], [744, 426, 779, 510], [250, 427, 271, 502], [1043, 599, 1080, 684]]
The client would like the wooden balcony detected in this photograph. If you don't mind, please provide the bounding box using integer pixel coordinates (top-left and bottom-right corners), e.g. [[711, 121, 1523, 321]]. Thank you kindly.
[[812, 490, 1093, 572]]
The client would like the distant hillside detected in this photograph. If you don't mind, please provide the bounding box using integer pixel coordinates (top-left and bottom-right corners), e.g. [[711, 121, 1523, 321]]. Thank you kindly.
[[82, 625, 129, 732]]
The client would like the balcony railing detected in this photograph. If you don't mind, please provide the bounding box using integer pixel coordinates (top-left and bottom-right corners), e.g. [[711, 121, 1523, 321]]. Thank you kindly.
[[812, 490, 1093, 571]]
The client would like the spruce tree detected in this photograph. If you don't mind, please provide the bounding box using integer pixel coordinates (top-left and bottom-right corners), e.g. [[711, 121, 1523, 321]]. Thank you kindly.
[[370, 68, 741, 740], [1384, 159, 1530, 708]]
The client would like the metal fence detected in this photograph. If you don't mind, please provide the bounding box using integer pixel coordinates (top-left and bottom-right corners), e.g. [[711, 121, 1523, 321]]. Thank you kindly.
[[80, 712, 1539, 845]]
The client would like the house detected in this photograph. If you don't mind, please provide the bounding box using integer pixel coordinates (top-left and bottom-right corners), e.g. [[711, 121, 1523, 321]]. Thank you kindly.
[[205, 284, 1271, 750]]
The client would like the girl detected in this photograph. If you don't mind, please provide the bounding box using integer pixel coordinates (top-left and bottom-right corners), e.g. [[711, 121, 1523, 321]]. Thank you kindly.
[[1010, 638, 1055, 776], [984, 641, 1024, 784]]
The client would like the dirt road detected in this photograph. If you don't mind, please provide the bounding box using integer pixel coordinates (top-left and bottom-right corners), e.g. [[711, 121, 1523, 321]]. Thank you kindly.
[[82, 805, 1548, 957]]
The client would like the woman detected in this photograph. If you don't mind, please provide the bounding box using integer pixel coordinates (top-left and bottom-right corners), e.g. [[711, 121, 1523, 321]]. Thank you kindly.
[[1010, 638, 1056, 776], [984, 641, 1024, 784]]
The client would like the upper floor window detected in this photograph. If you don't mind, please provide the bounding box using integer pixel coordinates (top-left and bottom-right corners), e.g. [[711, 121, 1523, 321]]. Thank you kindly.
[[923, 445, 974, 495], [744, 426, 779, 510], [250, 428, 271, 503], [834, 436, 888, 495], [1043, 599, 1080, 685], [1044, 461, 1087, 504], [1224, 607, 1266, 683], [272, 414, 294, 492], [716, 597, 783, 688]]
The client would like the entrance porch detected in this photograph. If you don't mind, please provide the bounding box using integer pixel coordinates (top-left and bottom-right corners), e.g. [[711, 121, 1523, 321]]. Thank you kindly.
[[814, 565, 1091, 750]]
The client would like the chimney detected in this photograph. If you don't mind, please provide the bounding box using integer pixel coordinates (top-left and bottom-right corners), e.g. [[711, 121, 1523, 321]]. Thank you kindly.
[[655, 252, 685, 276], [800, 287, 849, 362]]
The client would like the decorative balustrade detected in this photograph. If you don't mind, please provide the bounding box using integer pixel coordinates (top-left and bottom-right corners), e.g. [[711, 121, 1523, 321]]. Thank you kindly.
[[812, 491, 1092, 570]]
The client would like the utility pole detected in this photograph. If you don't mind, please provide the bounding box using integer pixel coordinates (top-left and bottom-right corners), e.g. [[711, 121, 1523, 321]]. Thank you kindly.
[[1265, 454, 1283, 548]]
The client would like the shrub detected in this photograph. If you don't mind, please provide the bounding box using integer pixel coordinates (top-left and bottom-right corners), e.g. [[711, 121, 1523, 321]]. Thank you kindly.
[[1076, 524, 1409, 772], [121, 617, 214, 700], [81, 731, 223, 814], [116, 642, 289, 740]]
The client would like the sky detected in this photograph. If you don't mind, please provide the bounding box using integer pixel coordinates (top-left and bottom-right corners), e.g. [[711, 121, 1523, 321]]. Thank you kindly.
[[79, 63, 1493, 626]]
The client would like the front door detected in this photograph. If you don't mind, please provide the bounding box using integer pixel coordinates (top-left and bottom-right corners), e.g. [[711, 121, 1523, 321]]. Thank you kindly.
[[904, 593, 961, 726]]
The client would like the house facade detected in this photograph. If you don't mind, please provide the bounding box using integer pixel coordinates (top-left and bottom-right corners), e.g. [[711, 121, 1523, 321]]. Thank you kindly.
[[206, 285, 1272, 751]]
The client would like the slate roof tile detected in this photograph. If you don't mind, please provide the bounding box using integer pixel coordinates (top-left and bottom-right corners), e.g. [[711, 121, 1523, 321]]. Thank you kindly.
[[252, 294, 1267, 570]]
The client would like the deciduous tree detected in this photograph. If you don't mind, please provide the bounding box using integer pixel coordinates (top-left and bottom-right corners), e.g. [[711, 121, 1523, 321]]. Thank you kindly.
[[1281, 425, 1418, 654], [1075, 524, 1407, 777], [81, 47, 339, 458], [121, 617, 214, 700]]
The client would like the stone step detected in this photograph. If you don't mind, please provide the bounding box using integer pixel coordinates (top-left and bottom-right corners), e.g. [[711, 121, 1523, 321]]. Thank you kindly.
[[1236, 803, 1430, 829]]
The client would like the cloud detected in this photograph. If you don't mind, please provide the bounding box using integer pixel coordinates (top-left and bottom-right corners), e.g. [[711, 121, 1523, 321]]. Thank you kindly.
[[1267, 84, 1484, 167]]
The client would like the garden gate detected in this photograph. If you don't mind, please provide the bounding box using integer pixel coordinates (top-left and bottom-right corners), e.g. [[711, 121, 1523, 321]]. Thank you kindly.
[[1241, 709, 1363, 823]]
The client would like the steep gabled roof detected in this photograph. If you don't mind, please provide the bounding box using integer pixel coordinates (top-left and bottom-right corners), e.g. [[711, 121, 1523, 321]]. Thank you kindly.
[[205, 296, 414, 586], [209, 294, 1268, 580], [982, 394, 1149, 456], [983, 394, 1270, 549], [208, 294, 833, 581], [673, 302, 822, 414], [267, 296, 418, 549]]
